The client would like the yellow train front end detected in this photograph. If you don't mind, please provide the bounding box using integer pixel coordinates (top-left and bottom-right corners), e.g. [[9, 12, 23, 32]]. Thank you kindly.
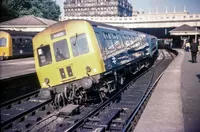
[[0, 31, 12, 60], [33, 20, 105, 102]]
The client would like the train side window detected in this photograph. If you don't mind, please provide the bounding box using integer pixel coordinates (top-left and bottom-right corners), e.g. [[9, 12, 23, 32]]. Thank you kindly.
[[95, 32, 106, 57], [117, 34, 124, 47], [134, 36, 142, 48], [95, 32, 103, 50], [103, 32, 115, 51], [70, 33, 89, 57], [37, 45, 52, 66], [123, 35, 130, 47], [22, 38, 32, 48], [53, 39, 69, 62], [112, 33, 122, 49], [0, 38, 7, 47]]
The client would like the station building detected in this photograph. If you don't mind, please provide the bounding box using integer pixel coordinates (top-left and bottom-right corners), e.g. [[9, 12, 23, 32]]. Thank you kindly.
[[0, 15, 57, 32], [63, 0, 133, 17]]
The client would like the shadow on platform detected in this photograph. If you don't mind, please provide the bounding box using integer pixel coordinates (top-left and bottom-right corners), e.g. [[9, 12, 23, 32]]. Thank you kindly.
[[196, 74, 200, 82]]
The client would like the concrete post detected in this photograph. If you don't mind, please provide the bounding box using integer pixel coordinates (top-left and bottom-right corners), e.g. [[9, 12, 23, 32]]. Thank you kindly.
[[195, 34, 197, 43], [195, 25, 198, 43]]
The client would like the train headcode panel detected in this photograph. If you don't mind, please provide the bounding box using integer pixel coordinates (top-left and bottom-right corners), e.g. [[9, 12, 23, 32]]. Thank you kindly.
[[51, 30, 66, 40]]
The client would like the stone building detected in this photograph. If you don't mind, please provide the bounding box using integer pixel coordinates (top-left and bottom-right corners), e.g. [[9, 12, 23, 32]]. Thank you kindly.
[[64, 0, 132, 17]]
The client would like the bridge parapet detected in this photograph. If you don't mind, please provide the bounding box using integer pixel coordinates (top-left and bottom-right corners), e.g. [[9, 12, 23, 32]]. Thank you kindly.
[[62, 12, 200, 28]]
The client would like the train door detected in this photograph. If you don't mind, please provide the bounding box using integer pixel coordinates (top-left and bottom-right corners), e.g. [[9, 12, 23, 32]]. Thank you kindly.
[[95, 32, 106, 60]]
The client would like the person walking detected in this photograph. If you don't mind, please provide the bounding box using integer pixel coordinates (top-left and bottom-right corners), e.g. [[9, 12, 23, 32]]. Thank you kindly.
[[190, 39, 199, 63]]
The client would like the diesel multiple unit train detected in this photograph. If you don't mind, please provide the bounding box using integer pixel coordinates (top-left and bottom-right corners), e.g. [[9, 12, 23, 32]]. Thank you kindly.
[[32, 20, 158, 103], [0, 30, 37, 60]]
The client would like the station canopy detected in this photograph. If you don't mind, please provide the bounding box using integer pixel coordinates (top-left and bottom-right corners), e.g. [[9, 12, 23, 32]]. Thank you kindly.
[[169, 24, 200, 36], [0, 15, 57, 32]]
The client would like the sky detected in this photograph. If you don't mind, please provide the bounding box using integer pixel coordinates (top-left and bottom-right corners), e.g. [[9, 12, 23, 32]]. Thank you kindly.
[[130, 0, 200, 14], [56, 0, 200, 17]]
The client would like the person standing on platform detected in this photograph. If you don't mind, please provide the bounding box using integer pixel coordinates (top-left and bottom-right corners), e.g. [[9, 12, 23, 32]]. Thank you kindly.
[[190, 39, 199, 63], [185, 40, 190, 52]]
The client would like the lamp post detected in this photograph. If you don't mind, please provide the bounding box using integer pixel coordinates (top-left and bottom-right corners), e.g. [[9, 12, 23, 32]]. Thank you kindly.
[[195, 22, 197, 43]]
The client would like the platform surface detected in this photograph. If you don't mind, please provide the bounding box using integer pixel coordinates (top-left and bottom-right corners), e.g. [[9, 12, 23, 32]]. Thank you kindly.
[[134, 49, 200, 132], [0, 57, 35, 80]]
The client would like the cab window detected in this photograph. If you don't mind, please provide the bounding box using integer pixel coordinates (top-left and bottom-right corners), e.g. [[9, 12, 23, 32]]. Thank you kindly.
[[0, 38, 7, 47], [70, 33, 89, 57], [53, 39, 69, 62], [37, 45, 52, 66]]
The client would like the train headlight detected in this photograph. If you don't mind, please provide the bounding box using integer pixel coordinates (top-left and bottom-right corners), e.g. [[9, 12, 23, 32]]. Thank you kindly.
[[86, 66, 91, 72], [81, 77, 93, 89], [44, 78, 50, 84], [42, 78, 50, 87]]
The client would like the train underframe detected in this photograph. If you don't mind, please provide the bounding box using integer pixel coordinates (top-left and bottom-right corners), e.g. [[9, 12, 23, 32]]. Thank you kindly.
[[39, 54, 157, 105]]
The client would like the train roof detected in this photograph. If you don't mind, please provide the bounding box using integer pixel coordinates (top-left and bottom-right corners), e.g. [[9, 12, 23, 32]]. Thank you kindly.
[[41, 19, 142, 34], [36, 19, 157, 38], [0, 30, 38, 37]]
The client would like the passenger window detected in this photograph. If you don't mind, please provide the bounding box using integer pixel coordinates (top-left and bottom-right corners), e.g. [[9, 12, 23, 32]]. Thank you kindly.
[[117, 34, 124, 47], [123, 35, 130, 47], [0, 38, 7, 47], [130, 36, 135, 45], [70, 33, 89, 56], [95, 32, 103, 50], [112, 33, 122, 49], [134, 36, 142, 48], [95, 32, 106, 57], [53, 39, 69, 62], [37, 45, 52, 66], [103, 32, 115, 51]]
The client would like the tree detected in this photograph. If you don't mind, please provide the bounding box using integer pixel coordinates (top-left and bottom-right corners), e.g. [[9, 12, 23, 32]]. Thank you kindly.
[[0, 0, 61, 22]]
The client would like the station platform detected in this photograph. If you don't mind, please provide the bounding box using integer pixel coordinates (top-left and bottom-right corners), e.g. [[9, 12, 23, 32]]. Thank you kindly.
[[134, 49, 200, 132], [0, 57, 35, 80]]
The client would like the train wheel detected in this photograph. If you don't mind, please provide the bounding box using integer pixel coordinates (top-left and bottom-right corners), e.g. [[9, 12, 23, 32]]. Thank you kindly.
[[0, 56, 3, 61]]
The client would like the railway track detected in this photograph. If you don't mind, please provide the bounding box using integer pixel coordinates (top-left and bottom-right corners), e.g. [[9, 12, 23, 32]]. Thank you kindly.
[[1, 49, 175, 132], [0, 90, 54, 132], [68, 50, 171, 132], [26, 49, 175, 132]]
